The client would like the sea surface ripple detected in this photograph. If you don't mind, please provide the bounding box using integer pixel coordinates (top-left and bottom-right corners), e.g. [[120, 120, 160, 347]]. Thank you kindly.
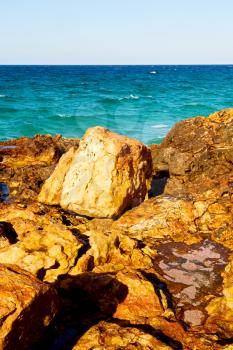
[[0, 65, 233, 144]]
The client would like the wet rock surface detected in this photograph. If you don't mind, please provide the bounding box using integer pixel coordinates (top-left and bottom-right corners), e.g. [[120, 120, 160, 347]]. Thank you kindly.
[[1, 110, 233, 349], [154, 239, 231, 327]]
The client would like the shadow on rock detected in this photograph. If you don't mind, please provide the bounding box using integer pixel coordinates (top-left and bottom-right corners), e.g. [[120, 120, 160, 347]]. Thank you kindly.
[[149, 170, 169, 198], [0, 221, 18, 244], [34, 272, 129, 350]]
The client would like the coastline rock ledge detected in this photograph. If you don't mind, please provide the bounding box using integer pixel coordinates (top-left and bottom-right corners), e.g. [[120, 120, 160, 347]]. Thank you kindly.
[[38, 126, 152, 218], [1, 108, 233, 349]]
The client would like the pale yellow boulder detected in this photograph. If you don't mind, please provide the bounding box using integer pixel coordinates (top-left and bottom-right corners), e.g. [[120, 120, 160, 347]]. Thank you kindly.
[[39, 127, 152, 218], [38, 147, 76, 205]]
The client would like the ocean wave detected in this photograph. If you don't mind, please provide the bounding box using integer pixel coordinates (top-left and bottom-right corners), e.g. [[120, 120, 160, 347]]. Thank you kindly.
[[151, 124, 168, 128], [120, 94, 140, 100], [57, 113, 72, 118], [182, 103, 211, 109], [100, 94, 151, 103], [150, 71, 157, 74], [0, 94, 6, 98], [99, 95, 140, 104]]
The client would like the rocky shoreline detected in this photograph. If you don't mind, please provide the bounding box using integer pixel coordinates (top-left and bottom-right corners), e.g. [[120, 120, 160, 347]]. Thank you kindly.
[[0, 108, 233, 349]]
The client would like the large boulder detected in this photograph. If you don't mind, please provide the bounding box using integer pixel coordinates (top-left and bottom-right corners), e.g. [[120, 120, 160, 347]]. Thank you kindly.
[[39, 127, 152, 218], [151, 108, 233, 201], [0, 264, 58, 350]]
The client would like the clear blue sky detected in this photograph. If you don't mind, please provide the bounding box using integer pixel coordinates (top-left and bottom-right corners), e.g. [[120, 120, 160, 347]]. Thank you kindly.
[[1, 0, 233, 64]]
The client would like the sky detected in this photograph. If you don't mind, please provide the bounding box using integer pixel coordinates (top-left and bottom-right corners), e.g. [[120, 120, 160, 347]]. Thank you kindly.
[[0, 0, 233, 64]]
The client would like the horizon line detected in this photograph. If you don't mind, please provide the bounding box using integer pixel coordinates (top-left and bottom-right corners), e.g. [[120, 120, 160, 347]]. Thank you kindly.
[[0, 63, 233, 66]]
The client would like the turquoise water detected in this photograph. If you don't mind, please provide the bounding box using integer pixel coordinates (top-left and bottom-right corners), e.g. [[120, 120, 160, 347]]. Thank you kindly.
[[0, 65, 233, 144]]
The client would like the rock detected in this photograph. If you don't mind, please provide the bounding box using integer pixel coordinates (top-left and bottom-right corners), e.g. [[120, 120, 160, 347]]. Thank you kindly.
[[39, 126, 152, 218], [0, 202, 85, 282], [38, 147, 76, 205], [110, 195, 199, 244], [0, 134, 60, 168], [72, 320, 173, 350], [205, 258, 233, 338], [0, 134, 79, 201], [112, 270, 165, 322], [0, 134, 79, 168], [151, 108, 233, 201], [67, 269, 164, 320], [153, 239, 231, 328], [0, 263, 58, 350], [108, 188, 233, 250], [87, 229, 155, 273]]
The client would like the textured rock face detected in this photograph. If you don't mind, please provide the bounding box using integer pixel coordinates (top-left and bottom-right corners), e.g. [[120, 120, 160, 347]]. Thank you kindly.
[[39, 126, 152, 218], [0, 203, 85, 282], [205, 259, 233, 338], [72, 321, 173, 350], [0, 134, 79, 201], [111, 195, 197, 243], [0, 264, 58, 350], [112, 270, 164, 321], [151, 108, 233, 201], [38, 147, 76, 205], [154, 239, 231, 327]]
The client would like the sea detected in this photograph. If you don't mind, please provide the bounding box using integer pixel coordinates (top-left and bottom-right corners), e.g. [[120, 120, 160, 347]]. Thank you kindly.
[[0, 65, 233, 144]]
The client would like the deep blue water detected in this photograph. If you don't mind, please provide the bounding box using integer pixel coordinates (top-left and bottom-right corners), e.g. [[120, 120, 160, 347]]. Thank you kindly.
[[0, 65, 233, 144]]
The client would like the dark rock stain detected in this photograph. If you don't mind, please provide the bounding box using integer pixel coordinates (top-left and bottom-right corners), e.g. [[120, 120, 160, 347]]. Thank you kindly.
[[154, 239, 231, 327]]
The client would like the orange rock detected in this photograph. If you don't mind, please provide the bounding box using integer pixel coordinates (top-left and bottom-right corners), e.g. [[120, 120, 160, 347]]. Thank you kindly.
[[0, 134, 79, 201], [151, 108, 233, 201], [113, 270, 164, 321], [0, 264, 58, 349], [72, 320, 173, 350], [0, 203, 84, 282]]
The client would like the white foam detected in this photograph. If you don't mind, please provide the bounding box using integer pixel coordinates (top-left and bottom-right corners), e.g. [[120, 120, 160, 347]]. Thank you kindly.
[[120, 94, 140, 100], [0, 94, 5, 98], [150, 71, 157, 74], [130, 94, 139, 99], [151, 124, 168, 128], [57, 113, 71, 118]]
